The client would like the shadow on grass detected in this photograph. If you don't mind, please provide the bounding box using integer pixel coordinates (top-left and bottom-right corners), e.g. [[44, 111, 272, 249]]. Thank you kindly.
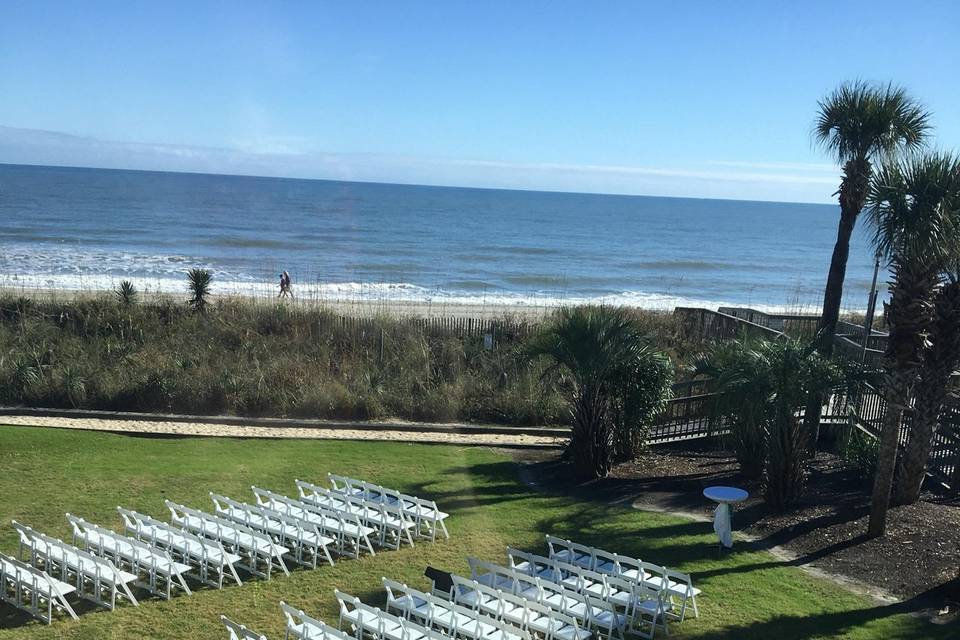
[[689, 580, 960, 639], [401, 461, 536, 514], [0, 596, 104, 630]]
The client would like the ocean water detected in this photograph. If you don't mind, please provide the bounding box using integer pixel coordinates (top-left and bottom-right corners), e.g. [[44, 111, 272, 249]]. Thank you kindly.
[[0, 163, 878, 311]]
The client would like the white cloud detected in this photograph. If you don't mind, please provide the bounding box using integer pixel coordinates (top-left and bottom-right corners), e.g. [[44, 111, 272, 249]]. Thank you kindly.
[[704, 160, 839, 173], [0, 125, 838, 203]]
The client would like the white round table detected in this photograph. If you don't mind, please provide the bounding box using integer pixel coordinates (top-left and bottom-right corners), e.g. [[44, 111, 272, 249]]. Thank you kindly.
[[703, 486, 748, 549]]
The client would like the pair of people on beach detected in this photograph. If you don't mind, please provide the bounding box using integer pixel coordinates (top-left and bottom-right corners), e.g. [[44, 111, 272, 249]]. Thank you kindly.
[[278, 271, 293, 298]]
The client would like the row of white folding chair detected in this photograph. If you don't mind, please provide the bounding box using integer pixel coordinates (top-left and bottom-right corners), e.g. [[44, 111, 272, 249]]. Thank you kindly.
[[67, 513, 192, 600], [383, 577, 527, 640], [507, 547, 669, 637], [222, 614, 268, 639], [119, 507, 243, 589], [282, 601, 356, 640], [466, 559, 629, 640], [12, 520, 139, 611], [165, 500, 290, 580], [506, 549, 636, 611], [544, 537, 699, 621], [504, 551, 669, 640], [296, 480, 416, 550], [0, 551, 78, 624], [326, 474, 450, 541], [445, 574, 590, 640], [335, 589, 450, 640], [543, 538, 616, 575], [252, 486, 377, 558], [211, 493, 336, 569]]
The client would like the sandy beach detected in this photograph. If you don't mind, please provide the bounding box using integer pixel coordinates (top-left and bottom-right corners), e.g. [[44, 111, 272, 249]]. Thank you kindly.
[[0, 285, 575, 320]]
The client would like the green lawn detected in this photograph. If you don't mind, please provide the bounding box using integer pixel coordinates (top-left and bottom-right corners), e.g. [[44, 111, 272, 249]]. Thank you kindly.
[[0, 426, 946, 640]]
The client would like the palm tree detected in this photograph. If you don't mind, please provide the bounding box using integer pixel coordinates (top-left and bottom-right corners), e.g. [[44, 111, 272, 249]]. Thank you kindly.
[[187, 268, 213, 313], [804, 82, 930, 440], [865, 151, 960, 536], [894, 274, 960, 505], [527, 306, 673, 481], [695, 337, 844, 510]]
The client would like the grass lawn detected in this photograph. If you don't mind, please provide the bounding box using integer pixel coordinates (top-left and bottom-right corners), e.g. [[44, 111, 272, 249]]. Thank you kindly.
[[0, 425, 948, 640]]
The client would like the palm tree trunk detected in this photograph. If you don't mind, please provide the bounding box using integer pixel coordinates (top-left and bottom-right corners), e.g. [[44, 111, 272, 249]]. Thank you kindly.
[[869, 370, 910, 536], [892, 280, 960, 505], [806, 160, 871, 448], [572, 384, 609, 481], [868, 262, 939, 537], [893, 384, 943, 505], [817, 205, 859, 353]]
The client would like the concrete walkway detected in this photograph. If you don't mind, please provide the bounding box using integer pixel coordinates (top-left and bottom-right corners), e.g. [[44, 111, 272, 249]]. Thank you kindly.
[[0, 414, 564, 448]]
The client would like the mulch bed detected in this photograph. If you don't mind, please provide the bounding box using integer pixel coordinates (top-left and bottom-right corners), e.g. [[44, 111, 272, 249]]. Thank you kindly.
[[518, 444, 960, 607]]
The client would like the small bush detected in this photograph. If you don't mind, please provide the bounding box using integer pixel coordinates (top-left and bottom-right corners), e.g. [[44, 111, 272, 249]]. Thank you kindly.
[[115, 280, 138, 306], [840, 427, 880, 485], [187, 269, 212, 313]]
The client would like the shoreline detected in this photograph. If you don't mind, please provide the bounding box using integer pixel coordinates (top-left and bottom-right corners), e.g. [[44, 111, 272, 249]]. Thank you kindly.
[[0, 286, 564, 320], [0, 284, 831, 320]]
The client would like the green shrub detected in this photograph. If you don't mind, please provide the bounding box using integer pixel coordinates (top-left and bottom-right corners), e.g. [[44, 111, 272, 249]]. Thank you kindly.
[[187, 269, 212, 313], [115, 280, 138, 306], [840, 426, 880, 484]]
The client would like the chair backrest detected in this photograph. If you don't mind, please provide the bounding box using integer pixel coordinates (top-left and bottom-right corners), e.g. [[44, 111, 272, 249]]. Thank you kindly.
[[255, 486, 353, 525], [506, 547, 557, 576], [211, 493, 313, 540], [117, 506, 226, 559], [553, 558, 632, 596], [12, 520, 139, 607], [468, 558, 546, 598], [220, 615, 267, 640], [0, 551, 78, 622], [280, 601, 351, 640], [166, 500, 276, 553], [13, 520, 119, 581], [67, 513, 171, 568]]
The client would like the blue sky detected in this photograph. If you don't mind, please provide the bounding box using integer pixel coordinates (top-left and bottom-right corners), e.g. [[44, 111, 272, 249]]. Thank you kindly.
[[1, 1, 958, 203]]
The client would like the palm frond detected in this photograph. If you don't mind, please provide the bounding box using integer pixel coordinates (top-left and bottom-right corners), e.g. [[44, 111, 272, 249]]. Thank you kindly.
[[814, 80, 931, 164], [866, 150, 960, 267]]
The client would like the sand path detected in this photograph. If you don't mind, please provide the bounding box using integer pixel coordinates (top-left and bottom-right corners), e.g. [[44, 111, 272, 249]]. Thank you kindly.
[[0, 414, 563, 447]]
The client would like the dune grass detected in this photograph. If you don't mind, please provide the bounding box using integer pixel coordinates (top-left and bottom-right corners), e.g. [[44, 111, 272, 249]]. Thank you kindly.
[[0, 425, 947, 640], [0, 294, 709, 426]]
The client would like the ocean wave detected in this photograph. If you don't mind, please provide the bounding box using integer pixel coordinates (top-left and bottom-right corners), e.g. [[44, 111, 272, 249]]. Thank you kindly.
[[619, 259, 741, 271]]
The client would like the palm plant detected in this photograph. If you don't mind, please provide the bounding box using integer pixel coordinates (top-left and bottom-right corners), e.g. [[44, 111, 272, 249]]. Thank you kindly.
[[804, 82, 930, 439], [187, 269, 213, 313], [693, 340, 769, 478], [115, 280, 138, 306], [695, 337, 843, 510], [527, 306, 673, 481], [865, 151, 960, 536], [895, 274, 960, 505]]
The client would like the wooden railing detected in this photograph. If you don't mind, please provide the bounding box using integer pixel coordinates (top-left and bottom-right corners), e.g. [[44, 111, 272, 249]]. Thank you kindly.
[[648, 377, 959, 490], [717, 307, 821, 335], [674, 307, 785, 342]]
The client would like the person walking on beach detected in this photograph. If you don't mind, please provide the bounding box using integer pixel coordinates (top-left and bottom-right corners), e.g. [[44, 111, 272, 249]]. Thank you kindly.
[[278, 271, 293, 299]]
